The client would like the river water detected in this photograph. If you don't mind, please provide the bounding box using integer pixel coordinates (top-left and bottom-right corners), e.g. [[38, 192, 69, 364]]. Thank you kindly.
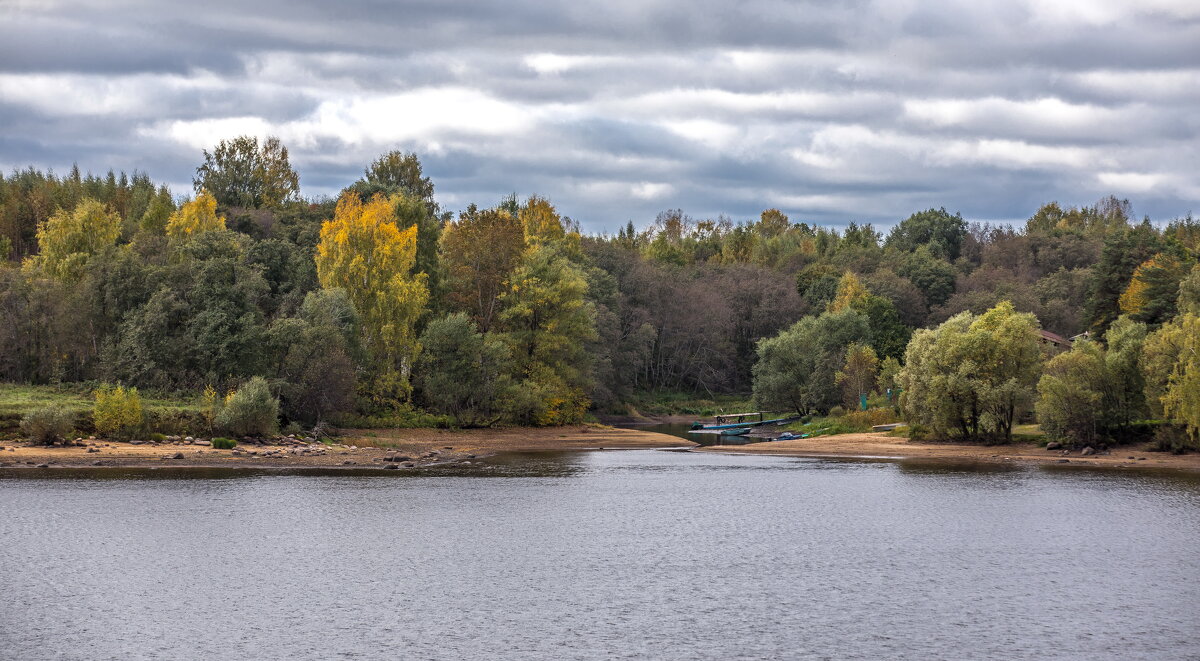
[[2, 449, 1199, 660]]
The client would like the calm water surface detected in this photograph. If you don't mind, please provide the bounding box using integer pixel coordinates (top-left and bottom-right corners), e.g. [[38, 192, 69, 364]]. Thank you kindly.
[[2, 450, 1199, 660]]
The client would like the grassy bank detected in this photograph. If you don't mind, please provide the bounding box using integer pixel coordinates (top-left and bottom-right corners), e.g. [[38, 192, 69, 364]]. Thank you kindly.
[[0, 383, 205, 436], [776, 408, 903, 438]]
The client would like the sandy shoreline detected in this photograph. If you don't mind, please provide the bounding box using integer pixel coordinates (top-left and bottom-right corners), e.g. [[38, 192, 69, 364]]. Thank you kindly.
[[696, 432, 1200, 471], [0, 425, 694, 470], [2, 425, 1198, 472]]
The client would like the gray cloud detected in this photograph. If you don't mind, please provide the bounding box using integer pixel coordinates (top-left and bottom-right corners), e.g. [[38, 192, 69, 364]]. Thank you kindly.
[[1, 0, 1198, 230]]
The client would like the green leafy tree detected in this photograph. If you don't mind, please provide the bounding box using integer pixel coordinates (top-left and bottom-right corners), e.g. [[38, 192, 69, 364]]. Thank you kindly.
[[194, 135, 300, 208], [1178, 264, 1200, 315], [1036, 340, 1107, 446], [139, 185, 175, 234], [215, 376, 279, 437], [852, 294, 911, 360], [1085, 221, 1162, 334], [835, 342, 879, 409], [795, 263, 840, 311], [417, 313, 513, 427], [499, 245, 596, 425], [897, 245, 957, 308], [1141, 317, 1187, 419], [1158, 314, 1200, 448], [270, 289, 359, 424], [360, 150, 434, 202], [878, 356, 903, 401], [1102, 316, 1148, 429], [752, 309, 871, 414], [885, 207, 967, 260], [102, 237, 271, 389], [899, 302, 1042, 442], [390, 192, 443, 306]]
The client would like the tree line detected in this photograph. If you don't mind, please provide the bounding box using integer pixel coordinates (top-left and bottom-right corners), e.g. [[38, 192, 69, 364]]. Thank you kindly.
[[1, 135, 1198, 447]]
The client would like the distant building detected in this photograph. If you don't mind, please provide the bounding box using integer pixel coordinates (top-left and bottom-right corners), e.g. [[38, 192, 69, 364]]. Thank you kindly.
[[1038, 329, 1070, 349]]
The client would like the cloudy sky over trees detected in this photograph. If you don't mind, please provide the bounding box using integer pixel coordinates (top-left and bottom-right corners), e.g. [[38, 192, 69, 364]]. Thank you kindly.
[[2, 0, 1198, 230]]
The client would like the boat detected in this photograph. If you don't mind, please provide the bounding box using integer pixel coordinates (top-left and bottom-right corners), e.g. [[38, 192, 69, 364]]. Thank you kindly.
[[689, 420, 765, 431], [688, 412, 802, 434], [687, 426, 753, 436]]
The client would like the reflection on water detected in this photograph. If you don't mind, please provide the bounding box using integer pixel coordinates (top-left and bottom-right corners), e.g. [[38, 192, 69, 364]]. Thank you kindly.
[[622, 421, 764, 445], [2, 449, 1199, 661]]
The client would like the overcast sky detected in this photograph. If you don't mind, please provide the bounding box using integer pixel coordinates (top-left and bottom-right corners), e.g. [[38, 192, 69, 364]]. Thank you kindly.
[[2, 0, 1198, 232]]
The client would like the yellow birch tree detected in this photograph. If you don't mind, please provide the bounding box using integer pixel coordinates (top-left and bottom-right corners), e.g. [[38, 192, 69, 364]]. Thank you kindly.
[[166, 190, 226, 240], [315, 192, 428, 403], [828, 271, 870, 312], [29, 197, 121, 280]]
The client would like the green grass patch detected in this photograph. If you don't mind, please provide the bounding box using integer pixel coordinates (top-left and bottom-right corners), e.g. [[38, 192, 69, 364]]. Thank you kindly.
[[779, 408, 903, 438]]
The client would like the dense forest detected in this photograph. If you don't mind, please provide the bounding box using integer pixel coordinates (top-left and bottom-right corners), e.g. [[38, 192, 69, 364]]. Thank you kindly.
[[2, 136, 1198, 448]]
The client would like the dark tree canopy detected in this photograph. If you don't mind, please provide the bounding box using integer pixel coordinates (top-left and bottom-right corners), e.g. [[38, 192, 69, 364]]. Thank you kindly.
[[194, 135, 300, 208], [360, 150, 435, 203], [885, 207, 967, 260]]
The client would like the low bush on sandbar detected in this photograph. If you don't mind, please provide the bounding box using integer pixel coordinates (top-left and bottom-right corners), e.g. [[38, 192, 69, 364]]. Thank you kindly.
[[214, 377, 279, 437], [20, 406, 75, 444], [210, 437, 237, 449], [93, 384, 144, 440]]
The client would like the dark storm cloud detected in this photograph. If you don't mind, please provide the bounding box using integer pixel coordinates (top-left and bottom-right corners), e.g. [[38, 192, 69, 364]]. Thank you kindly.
[[1, 0, 1197, 230]]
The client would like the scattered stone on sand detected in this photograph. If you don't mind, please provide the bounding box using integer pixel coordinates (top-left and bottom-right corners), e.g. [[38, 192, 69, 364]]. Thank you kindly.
[[171, 452, 184, 459], [35, 463, 48, 468], [1046, 442, 1061, 450], [383, 463, 399, 470], [1081, 447, 1095, 456]]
